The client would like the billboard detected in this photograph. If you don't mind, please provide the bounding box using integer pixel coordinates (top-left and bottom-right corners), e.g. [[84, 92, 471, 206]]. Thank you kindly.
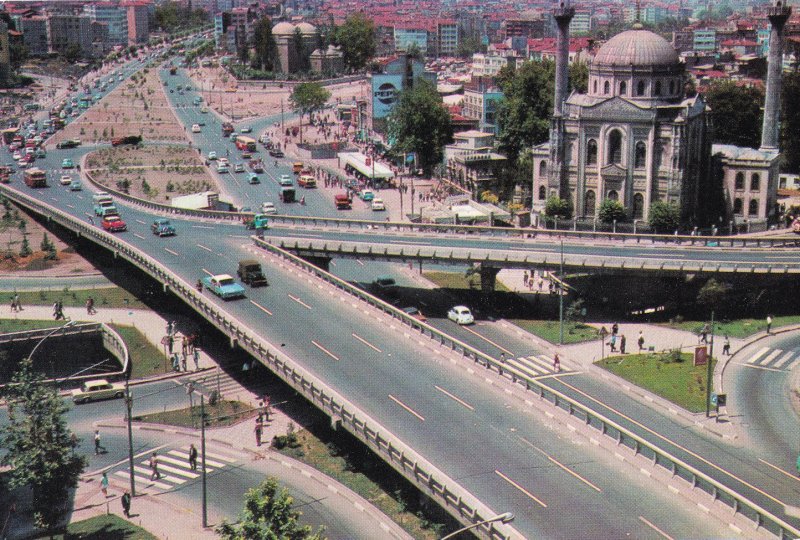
[[371, 74, 403, 119]]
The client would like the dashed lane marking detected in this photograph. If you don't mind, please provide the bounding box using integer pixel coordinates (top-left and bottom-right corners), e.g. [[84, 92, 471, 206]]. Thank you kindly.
[[352, 333, 381, 353], [494, 469, 547, 507], [388, 394, 425, 422], [312, 340, 339, 361]]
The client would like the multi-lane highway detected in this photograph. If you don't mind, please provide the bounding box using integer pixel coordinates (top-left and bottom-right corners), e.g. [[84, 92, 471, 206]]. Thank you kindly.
[[3, 56, 799, 539]]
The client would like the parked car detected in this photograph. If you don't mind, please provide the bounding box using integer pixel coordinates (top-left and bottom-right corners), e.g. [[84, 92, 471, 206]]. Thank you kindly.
[[72, 378, 125, 404], [151, 218, 176, 236], [447, 305, 474, 325], [202, 274, 246, 300], [101, 215, 127, 232]]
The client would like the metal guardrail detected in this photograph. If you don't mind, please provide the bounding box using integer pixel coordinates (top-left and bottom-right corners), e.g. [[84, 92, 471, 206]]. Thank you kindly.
[[0, 184, 517, 540], [252, 236, 800, 540], [0, 322, 129, 384]]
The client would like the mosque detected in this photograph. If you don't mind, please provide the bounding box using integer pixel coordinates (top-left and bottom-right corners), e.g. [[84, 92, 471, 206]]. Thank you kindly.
[[531, 0, 792, 230]]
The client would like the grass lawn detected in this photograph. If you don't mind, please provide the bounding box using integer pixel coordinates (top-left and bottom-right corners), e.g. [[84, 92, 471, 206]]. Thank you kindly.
[[9, 287, 149, 310], [423, 271, 511, 292], [34, 514, 157, 539], [276, 428, 449, 539], [0, 318, 65, 333], [133, 400, 256, 428], [663, 315, 800, 339], [109, 324, 168, 379], [596, 351, 716, 412], [510, 319, 600, 344]]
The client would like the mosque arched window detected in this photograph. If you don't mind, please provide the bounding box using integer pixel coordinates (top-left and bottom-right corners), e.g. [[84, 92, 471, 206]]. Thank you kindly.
[[619, 81, 627, 95], [750, 173, 760, 191], [749, 199, 759, 215], [634, 141, 646, 168], [735, 172, 744, 190], [654, 81, 662, 96], [586, 139, 597, 165], [733, 198, 743, 214], [539, 161, 547, 178], [607, 129, 623, 165], [603, 81, 610, 94], [538, 185, 546, 200], [633, 193, 644, 219], [593, 80, 598, 93], [607, 190, 619, 201], [637, 80, 645, 96], [584, 190, 596, 216]]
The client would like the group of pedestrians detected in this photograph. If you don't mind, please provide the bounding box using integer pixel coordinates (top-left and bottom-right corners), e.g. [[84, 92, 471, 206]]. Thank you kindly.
[[52, 299, 66, 320], [606, 323, 627, 354], [166, 322, 202, 372], [9, 293, 23, 313]]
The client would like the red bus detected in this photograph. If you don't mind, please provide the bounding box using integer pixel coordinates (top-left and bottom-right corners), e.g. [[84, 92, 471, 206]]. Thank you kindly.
[[235, 135, 256, 152]]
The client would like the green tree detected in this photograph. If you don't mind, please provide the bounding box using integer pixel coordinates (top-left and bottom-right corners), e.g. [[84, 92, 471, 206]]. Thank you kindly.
[[648, 200, 680, 233], [332, 13, 375, 72], [292, 28, 310, 73], [387, 79, 453, 173], [252, 17, 277, 72], [290, 82, 331, 142], [19, 236, 31, 257], [39, 233, 52, 253], [544, 195, 572, 219], [703, 80, 763, 148], [0, 359, 86, 531], [455, 31, 484, 58], [780, 72, 800, 172], [697, 278, 732, 313], [63, 43, 82, 63], [217, 477, 326, 540], [598, 198, 626, 223]]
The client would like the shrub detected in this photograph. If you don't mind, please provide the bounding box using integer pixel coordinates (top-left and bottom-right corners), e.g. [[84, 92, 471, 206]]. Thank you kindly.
[[598, 199, 627, 223]]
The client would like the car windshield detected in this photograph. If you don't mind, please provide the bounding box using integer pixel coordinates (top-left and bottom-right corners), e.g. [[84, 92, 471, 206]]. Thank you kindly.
[[218, 278, 235, 286]]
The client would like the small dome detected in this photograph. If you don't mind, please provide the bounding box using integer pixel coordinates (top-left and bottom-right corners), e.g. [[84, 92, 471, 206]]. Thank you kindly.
[[272, 22, 295, 35], [296, 22, 317, 35], [593, 29, 679, 67]]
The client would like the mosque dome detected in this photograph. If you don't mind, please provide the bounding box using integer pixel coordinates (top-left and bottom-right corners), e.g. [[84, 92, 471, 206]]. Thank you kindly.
[[593, 28, 679, 67], [272, 22, 296, 36], [296, 22, 317, 35]]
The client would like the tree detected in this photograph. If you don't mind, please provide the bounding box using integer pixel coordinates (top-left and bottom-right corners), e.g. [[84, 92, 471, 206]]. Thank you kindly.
[[455, 32, 484, 58], [697, 278, 732, 313], [648, 200, 680, 233], [217, 477, 326, 540], [544, 195, 572, 219], [292, 28, 310, 73], [63, 43, 82, 63], [290, 82, 331, 143], [0, 359, 85, 531], [387, 80, 453, 173], [598, 199, 626, 223], [781, 72, 800, 172], [252, 17, 277, 72], [332, 13, 375, 72], [703, 80, 763, 149]]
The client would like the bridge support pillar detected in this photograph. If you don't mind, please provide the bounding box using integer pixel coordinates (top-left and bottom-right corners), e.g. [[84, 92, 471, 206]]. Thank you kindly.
[[479, 266, 500, 293], [331, 416, 341, 431], [302, 256, 331, 272], [230, 337, 237, 349]]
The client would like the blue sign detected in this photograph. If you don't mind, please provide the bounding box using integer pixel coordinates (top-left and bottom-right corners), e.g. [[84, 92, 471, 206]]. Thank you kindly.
[[371, 74, 403, 119]]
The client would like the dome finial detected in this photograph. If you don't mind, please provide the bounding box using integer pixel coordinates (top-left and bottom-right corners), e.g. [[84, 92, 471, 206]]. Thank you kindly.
[[633, 0, 644, 29]]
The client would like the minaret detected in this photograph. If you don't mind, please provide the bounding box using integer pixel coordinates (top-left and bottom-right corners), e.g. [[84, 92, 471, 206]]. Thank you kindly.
[[760, 0, 791, 151], [549, 0, 575, 197]]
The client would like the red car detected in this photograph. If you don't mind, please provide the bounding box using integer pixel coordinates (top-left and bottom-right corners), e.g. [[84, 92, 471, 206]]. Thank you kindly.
[[101, 215, 127, 232]]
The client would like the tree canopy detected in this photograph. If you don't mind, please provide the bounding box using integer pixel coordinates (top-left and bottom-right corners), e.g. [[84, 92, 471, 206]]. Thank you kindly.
[[598, 199, 627, 223], [387, 79, 453, 173], [544, 195, 572, 219], [332, 13, 376, 72], [0, 358, 85, 531], [648, 200, 680, 233], [703, 80, 764, 149], [251, 17, 278, 72], [289, 82, 331, 119], [154, 1, 209, 33], [217, 477, 326, 540]]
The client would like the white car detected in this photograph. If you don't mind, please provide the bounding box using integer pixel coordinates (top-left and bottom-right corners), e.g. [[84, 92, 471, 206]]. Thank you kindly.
[[234, 163, 245, 173], [60, 175, 72, 185], [447, 305, 475, 325], [261, 201, 276, 214], [217, 162, 229, 173], [191, 123, 201, 133], [207, 151, 217, 160], [72, 378, 125, 404], [12, 151, 21, 161], [371, 198, 386, 211]]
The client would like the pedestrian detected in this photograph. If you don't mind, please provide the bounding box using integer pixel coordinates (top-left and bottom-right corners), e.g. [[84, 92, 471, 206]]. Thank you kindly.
[[149, 452, 161, 480], [500, 352, 506, 363], [193, 347, 200, 370], [553, 353, 561, 372], [700, 323, 709, 344], [188, 444, 198, 471], [722, 334, 731, 356], [10, 297, 17, 313], [171, 353, 180, 372], [168, 334, 174, 355], [620, 335, 627, 354], [121, 491, 131, 517], [13, 293, 21, 311], [766, 315, 772, 334], [609, 333, 617, 352], [254, 420, 262, 446], [637, 331, 645, 352], [100, 472, 109, 497], [94, 429, 102, 455], [523, 271, 529, 287], [85, 298, 94, 314]]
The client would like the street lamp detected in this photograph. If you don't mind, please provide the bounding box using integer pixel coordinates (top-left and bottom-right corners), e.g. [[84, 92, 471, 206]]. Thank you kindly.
[[440, 511, 514, 539], [558, 240, 565, 345]]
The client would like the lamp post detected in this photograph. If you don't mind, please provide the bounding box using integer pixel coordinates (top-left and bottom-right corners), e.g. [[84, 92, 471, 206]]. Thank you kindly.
[[559, 240, 565, 345], [440, 512, 514, 540], [705, 311, 716, 418], [27, 320, 76, 377]]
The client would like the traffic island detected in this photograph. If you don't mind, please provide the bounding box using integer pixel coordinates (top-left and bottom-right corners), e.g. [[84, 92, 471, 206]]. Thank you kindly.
[[133, 400, 257, 429]]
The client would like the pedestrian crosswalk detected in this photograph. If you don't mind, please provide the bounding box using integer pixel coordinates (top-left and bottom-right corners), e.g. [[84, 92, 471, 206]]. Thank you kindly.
[[111, 445, 238, 493], [179, 369, 268, 403], [504, 354, 569, 379], [741, 346, 800, 372]]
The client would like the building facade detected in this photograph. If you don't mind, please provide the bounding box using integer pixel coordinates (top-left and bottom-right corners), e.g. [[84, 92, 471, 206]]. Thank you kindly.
[[462, 86, 503, 134], [84, 3, 128, 45], [17, 16, 49, 57], [0, 20, 10, 84], [48, 14, 93, 57], [124, 2, 149, 44]]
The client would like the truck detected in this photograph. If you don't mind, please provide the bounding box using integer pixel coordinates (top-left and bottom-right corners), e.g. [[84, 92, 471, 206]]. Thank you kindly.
[[171, 191, 219, 210], [23, 168, 47, 188], [279, 187, 296, 203], [221, 122, 234, 137], [92, 192, 116, 216], [334, 193, 352, 209], [111, 135, 142, 147], [243, 213, 269, 230], [237, 259, 268, 287]]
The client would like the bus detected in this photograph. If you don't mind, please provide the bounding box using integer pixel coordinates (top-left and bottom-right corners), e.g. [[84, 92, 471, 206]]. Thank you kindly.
[[24, 167, 47, 188], [234, 135, 256, 152]]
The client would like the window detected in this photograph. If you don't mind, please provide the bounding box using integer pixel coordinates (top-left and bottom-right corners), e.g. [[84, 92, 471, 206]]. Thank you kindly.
[[586, 139, 597, 165], [750, 173, 760, 191], [637, 80, 645, 96], [634, 141, 646, 168], [604, 81, 610, 94], [749, 199, 759, 216], [608, 129, 623, 165], [607, 190, 619, 201], [593, 80, 598, 93], [654, 81, 662, 96], [538, 185, 546, 200], [735, 172, 744, 190], [584, 190, 596, 216], [619, 81, 627, 95], [633, 193, 644, 219], [733, 198, 743, 214], [539, 161, 547, 178]]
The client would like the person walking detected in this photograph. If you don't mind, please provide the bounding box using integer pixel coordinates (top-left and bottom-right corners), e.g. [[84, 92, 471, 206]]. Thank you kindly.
[[637, 331, 645, 352], [611, 322, 619, 336], [620, 335, 627, 354], [553, 353, 561, 372], [254, 420, 263, 447], [609, 333, 617, 352], [722, 335, 731, 356], [766, 315, 773, 334], [700, 323, 709, 344], [149, 452, 161, 480], [100, 472, 109, 497], [193, 347, 200, 371], [188, 444, 198, 471], [10, 296, 18, 313], [121, 491, 131, 518], [94, 429, 102, 455], [13, 293, 21, 311]]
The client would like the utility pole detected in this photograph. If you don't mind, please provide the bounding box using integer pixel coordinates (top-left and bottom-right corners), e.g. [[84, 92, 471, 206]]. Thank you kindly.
[[125, 382, 136, 496], [705, 311, 715, 418], [280, 98, 284, 128], [200, 393, 207, 528], [559, 240, 565, 345]]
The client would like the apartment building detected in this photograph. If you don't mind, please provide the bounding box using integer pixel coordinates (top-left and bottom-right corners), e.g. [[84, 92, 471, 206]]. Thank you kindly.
[[394, 26, 429, 56], [462, 86, 503, 134], [436, 20, 459, 57], [570, 10, 592, 35], [693, 29, 717, 53], [16, 16, 49, 56], [48, 14, 93, 57], [123, 1, 150, 44], [84, 2, 128, 45]]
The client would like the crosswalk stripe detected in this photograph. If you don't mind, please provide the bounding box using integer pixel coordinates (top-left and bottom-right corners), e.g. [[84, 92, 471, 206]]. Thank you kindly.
[[166, 450, 226, 469], [747, 347, 770, 364], [773, 351, 796, 369], [516, 357, 547, 374], [159, 454, 216, 471], [757, 349, 782, 365], [189, 449, 237, 463], [156, 463, 199, 479], [527, 355, 555, 371], [134, 465, 185, 484], [114, 470, 173, 490]]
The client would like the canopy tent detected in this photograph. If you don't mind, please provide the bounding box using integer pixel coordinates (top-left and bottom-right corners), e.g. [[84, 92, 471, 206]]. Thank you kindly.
[[337, 152, 394, 181]]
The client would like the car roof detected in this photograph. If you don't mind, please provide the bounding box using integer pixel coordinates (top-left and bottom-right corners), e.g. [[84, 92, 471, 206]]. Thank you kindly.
[[453, 305, 469, 311], [213, 273, 234, 280]]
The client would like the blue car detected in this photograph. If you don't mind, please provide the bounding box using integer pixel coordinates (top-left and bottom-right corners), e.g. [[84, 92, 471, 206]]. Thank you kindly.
[[202, 274, 245, 300]]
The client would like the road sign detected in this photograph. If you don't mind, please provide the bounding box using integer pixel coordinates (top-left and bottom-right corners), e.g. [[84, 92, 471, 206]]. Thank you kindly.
[[710, 393, 718, 406], [716, 394, 726, 407]]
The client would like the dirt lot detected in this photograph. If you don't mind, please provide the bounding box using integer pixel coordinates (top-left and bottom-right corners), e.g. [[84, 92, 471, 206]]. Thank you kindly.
[[85, 145, 218, 204], [49, 68, 187, 147]]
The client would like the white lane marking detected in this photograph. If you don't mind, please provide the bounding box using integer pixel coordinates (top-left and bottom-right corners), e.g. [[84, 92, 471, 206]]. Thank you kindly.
[[164, 247, 180, 256], [133, 233, 144, 239], [758, 458, 800, 481], [192, 225, 215, 229], [66, 204, 75, 209], [356, 259, 364, 266], [250, 300, 273, 316], [196, 243, 213, 253], [494, 469, 547, 507], [434, 385, 474, 411], [352, 333, 381, 353], [520, 437, 602, 492], [773, 351, 796, 369], [638, 516, 674, 540], [135, 219, 146, 225], [743, 363, 784, 373], [312, 340, 339, 361], [388, 394, 425, 421], [113, 470, 172, 490], [756, 349, 782, 365], [288, 293, 312, 309], [746, 347, 770, 364]]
